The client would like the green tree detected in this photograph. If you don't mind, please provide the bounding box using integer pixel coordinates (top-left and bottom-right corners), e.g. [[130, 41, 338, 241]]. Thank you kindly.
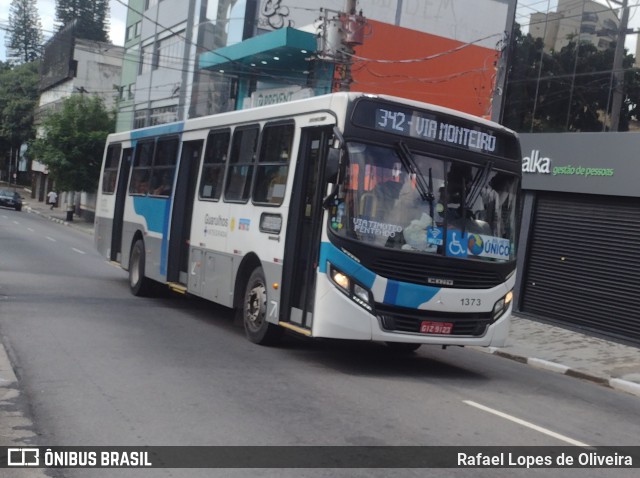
[[30, 95, 115, 192], [0, 61, 40, 175], [503, 25, 640, 132], [7, 0, 43, 64], [55, 0, 110, 42]]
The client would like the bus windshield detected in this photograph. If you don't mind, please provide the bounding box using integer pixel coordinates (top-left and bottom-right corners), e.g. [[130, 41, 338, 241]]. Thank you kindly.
[[330, 142, 519, 262]]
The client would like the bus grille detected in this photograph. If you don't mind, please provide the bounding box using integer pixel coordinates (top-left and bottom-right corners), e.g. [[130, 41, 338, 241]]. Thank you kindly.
[[376, 304, 492, 337], [369, 257, 502, 289]]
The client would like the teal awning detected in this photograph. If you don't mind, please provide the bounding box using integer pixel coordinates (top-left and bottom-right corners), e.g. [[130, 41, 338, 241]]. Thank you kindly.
[[198, 28, 317, 78]]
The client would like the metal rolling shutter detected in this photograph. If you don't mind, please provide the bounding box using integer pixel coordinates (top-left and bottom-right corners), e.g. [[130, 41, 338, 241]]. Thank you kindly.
[[521, 192, 640, 345]]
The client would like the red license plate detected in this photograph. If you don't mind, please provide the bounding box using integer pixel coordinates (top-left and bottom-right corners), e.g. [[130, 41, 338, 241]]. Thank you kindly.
[[419, 321, 453, 334]]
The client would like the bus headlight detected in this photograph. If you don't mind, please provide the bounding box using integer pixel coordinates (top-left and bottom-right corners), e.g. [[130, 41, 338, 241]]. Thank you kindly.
[[328, 263, 373, 312], [492, 290, 513, 321], [330, 266, 350, 291]]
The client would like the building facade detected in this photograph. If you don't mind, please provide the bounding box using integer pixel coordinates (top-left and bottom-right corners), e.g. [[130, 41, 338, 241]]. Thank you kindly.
[[116, 0, 517, 131], [516, 132, 640, 346], [529, 0, 620, 52], [33, 25, 123, 219]]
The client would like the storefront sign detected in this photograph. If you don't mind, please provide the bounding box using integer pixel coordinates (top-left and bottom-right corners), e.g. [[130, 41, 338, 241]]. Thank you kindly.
[[520, 133, 639, 197], [250, 87, 313, 108]]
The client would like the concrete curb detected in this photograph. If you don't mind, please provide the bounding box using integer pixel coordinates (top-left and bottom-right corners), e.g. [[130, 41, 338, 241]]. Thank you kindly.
[[479, 348, 640, 399], [24, 206, 93, 236]]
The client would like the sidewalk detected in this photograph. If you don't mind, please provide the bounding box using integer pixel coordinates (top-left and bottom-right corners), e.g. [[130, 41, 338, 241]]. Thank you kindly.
[[20, 187, 94, 236], [13, 186, 640, 398]]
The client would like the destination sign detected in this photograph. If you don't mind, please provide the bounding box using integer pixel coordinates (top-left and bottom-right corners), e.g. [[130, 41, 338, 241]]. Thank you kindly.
[[351, 100, 516, 157]]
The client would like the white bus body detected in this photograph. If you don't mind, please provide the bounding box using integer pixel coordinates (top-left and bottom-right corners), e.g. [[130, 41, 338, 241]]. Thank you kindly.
[[95, 93, 521, 349]]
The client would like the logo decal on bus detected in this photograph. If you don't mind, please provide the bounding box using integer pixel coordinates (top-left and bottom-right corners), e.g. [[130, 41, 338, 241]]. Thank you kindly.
[[204, 214, 229, 238]]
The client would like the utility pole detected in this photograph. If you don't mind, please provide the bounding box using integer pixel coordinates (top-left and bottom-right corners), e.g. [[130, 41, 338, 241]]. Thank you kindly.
[[338, 0, 358, 92], [610, 0, 629, 132]]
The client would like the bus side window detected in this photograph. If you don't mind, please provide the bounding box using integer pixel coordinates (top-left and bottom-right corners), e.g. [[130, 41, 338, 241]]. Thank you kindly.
[[199, 129, 230, 201], [129, 140, 154, 195], [150, 137, 179, 197], [253, 123, 294, 205], [224, 126, 259, 202], [102, 144, 122, 194]]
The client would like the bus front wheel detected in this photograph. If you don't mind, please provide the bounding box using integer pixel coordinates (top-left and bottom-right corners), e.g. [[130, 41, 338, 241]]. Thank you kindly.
[[242, 267, 283, 345], [129, 239, 152, 297]]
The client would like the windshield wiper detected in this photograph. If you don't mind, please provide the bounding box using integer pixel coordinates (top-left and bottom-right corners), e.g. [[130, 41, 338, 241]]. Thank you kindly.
[[396, 141, 434, 202], [465, 161, 493, 210]]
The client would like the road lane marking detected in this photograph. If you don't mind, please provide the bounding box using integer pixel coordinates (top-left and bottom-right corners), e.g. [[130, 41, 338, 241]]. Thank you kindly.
[[27, 228, 35, 232], [72, 248, 86, 255], [13, 220, 19, 225], [463, 400, 590, 447], [46, 236, 56, 242]]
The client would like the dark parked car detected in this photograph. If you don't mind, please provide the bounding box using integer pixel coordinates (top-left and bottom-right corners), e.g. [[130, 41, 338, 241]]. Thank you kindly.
[[0, 189, 23, 211]]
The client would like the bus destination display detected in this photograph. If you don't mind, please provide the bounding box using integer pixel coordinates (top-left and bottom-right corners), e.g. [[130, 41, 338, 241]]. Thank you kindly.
[[375, 107, 496, 153]]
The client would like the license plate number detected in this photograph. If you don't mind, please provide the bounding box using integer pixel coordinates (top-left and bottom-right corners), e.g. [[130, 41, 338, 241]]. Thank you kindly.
[[420, 321, 453, 334]]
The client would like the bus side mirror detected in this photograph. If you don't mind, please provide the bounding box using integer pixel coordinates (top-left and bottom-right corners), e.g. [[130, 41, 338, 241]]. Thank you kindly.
[[326, 148, 340, 183], [326, 126, 345, 184]]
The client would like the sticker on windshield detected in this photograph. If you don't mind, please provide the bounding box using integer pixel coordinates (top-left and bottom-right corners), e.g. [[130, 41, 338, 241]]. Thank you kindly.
[[446, 229, 468, 258], [353, 217, 403, 238], [467, 233, 511, 260], [426, 226, 443, 246]]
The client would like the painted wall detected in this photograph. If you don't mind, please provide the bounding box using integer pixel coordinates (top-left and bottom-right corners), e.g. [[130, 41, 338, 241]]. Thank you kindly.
[[349, 20, 498, 117]]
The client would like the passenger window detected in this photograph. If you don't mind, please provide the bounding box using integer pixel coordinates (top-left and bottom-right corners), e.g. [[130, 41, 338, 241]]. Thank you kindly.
[[200, 130, 230, 201], [150, 137, 178, 197], [253, 123, 294, 206], [129, 140, 154, 195], [224, 126, 259, 202], [102, 144, 122, 194]]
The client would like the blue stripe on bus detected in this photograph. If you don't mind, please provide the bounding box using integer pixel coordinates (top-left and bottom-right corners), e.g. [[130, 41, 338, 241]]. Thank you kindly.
[[132, 196, 172, 276], [383, 280, 439, 308], [319, 241, 440, 308], [130, 122, 184, 141], [318, 242, 376, 289]]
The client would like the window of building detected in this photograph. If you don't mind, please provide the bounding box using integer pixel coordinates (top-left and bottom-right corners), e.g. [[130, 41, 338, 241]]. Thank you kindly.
[[200, 129, 230, 201], [140, 43, 153, 74], [253, 123, 294, 205], [134, 109, 147, 129], [149, 106, 178, 126], [146, 0, 159, 10], [224, 126, 259, 202], [128, 83, 135, 100], [157, 34, 185, 70], [102, 144, 122, 194], [135, 21, 142, 37]]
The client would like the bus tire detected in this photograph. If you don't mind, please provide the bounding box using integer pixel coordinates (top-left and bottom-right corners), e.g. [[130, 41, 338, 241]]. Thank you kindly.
[[129, 239, 152, 297], [385, 342, 421, 353], [242, 267, 283, 345]]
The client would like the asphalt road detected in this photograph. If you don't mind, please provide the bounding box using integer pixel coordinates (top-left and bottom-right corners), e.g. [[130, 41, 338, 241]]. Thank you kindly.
[[1, 208, 639, 478]]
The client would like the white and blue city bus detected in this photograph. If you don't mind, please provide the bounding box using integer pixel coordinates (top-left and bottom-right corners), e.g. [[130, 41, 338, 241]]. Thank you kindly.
[[95, 93, 521, 350]]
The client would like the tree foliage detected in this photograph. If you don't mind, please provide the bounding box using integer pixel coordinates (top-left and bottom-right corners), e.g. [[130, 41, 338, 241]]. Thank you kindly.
[[503, 24, 640, 132], [30, 95, 115, 192], [55, 0, 110, 42], [7, 0, 43, 64], [0, 60, 40, 150]]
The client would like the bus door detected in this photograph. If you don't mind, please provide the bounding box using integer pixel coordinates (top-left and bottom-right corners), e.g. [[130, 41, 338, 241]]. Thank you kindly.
[[281, 126, 333, 329], [167, 140, 203, 285], [110, 148, 132, 262]]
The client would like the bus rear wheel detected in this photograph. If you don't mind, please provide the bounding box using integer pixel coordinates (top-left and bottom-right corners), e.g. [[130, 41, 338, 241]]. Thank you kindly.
[[129, 239, 152, 297], [242, 267, 283, 345]]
